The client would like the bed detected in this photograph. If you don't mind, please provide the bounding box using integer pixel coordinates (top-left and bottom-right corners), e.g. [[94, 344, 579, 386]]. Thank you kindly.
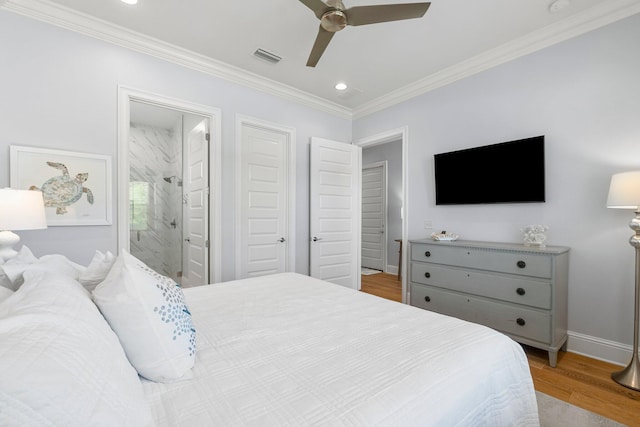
[[0, 248, 539, 426]]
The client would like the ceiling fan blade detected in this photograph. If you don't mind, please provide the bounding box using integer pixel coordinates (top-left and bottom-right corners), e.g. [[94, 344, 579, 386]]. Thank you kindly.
[[306, 25, 335, 67], [346, 2, 430, 26], [299, 0, 330, 20]]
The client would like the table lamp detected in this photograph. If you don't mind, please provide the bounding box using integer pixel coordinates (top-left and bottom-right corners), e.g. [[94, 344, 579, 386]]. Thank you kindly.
[[0, 188, 48, 262], [606, 171, 640, 391]]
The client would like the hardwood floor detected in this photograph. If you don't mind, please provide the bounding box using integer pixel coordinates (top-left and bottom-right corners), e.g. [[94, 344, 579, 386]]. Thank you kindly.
[[525, 345, 640, 426], [360, 272, 640, 426], [360, 271, 402, 302]]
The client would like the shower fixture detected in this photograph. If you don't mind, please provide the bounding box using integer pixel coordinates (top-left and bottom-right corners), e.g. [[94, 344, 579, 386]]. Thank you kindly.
[[163, 176, 183, 186]]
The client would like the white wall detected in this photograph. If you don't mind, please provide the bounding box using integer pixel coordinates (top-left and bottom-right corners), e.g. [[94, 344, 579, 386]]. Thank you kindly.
[[0, 11, 351, 281], [3, 8, 640, 363], [353, 14, 640, 364]]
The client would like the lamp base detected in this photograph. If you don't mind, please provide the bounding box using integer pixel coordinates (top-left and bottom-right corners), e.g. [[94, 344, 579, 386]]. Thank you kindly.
[[612, 353, 640, 391], [0, 230, 20, 262]]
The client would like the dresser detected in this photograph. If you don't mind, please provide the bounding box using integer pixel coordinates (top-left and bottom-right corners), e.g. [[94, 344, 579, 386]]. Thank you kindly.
[[409, 239, 570, 367]]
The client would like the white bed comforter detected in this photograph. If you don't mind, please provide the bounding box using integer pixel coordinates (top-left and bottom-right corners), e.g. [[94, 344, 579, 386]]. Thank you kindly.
[[142, 273, 539, 426]]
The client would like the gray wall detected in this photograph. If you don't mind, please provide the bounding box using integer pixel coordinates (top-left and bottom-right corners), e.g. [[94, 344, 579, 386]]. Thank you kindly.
[[353, 14, 640, 363], [362, 140, 402, 271], [0, 10, 351, 281]]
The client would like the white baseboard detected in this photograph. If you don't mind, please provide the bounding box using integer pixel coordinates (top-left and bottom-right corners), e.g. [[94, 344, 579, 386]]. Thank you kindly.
[[567, 331, 630, 366], [386, 265, 398, 276]]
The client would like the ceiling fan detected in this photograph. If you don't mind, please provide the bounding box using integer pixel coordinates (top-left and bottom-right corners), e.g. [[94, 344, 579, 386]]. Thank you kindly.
[[299, 0, 431, 67]]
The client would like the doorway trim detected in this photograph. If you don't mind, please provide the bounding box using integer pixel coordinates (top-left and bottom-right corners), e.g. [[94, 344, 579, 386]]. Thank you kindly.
[[117, 85, 222, 283], [234, 114, 296, 278], [354, 126, 408, 303]]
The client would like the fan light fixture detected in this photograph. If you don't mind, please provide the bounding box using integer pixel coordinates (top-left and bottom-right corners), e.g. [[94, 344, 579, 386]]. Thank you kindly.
[[299, 0, 431, 67]]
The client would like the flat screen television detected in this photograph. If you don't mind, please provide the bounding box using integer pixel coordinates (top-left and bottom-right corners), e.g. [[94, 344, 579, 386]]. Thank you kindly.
[[434, 135, 545, 205]]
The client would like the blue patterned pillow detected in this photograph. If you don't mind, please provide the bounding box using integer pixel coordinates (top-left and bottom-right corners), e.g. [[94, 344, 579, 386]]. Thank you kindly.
[[92, 250, 196, 382]]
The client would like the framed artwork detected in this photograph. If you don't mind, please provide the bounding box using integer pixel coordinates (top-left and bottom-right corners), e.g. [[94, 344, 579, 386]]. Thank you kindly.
[[10, 145, 112, 226]]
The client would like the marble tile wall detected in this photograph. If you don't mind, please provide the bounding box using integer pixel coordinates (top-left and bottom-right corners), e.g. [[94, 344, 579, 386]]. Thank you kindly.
[[129, 122, 183, 283]]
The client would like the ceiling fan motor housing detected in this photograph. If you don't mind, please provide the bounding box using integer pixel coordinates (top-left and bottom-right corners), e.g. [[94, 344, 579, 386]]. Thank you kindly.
[[321, 10, 347, 32]]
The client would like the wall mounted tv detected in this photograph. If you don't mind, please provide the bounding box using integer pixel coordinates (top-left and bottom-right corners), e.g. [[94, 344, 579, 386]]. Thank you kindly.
[[434, 135, 545, 205]]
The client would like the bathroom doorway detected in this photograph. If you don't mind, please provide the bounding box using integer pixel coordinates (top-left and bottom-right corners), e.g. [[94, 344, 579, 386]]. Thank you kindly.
[[118, 87, 222, 286]]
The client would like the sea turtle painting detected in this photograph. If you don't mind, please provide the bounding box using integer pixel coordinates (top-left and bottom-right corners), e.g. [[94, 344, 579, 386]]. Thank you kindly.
[[29, 161, 94, 215]]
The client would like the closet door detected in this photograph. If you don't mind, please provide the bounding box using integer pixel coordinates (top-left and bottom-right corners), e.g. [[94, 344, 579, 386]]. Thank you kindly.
[[361, 162, 386, 272], [235, 116, 296, 278]]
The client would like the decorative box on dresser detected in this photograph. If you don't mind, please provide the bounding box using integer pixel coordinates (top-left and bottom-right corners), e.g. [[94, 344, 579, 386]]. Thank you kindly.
[[409, 239, 570, 367]]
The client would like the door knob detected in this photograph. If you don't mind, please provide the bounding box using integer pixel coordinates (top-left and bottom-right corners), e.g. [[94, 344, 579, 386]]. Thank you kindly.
[[312, 236, 322, 241], [278, 237, 285, 242]]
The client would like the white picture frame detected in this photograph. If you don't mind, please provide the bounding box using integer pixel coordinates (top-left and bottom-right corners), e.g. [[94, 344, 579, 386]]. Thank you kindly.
[[10, 145, 112, 226]]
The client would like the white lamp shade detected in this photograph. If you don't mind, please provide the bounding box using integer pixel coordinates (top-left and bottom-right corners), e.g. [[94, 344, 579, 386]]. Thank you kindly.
[[607, 171, 640, 209], [0, 188, 48, 230]]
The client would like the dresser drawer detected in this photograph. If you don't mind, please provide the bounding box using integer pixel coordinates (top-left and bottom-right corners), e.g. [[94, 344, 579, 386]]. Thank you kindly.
[[410, 283, 551, 343], [411, 243, 552, 278], [411, 263, 551, 309]]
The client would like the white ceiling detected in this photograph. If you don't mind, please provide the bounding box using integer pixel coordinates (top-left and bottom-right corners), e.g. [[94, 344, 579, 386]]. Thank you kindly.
[[4, 0, 640, 117]]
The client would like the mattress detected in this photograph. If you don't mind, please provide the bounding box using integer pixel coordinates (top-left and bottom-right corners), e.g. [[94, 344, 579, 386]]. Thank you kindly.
[[141, 272, 539, 426]]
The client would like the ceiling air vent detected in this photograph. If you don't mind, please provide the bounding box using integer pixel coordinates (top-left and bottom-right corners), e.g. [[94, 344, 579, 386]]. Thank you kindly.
[[254, 48, 282, 64]]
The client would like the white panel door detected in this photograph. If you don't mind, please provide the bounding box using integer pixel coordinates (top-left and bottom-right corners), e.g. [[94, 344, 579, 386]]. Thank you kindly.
[[361, 162, 386, 271], [182, 118, 208, 287], [310, 137, 361, 289], [238, 123, 288, 277]]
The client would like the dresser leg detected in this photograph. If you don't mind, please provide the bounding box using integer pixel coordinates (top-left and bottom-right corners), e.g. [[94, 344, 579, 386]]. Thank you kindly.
[[548, 350, 558, 368]]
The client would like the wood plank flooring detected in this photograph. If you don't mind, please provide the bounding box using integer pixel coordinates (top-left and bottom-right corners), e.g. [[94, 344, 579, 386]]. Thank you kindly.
[[360, 272, 640, 426], [360, 271, 402, 302]]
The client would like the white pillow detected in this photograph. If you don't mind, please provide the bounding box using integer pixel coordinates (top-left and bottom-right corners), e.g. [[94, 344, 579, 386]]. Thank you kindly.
[[93, 250, 196, 383], [0, 270, 153, 426], [0, 286, 12, 303], [2, 253, 85, 289], [0, 272, 12, 291], [79, 250, 116, 291], [0, 245, 38, 291]]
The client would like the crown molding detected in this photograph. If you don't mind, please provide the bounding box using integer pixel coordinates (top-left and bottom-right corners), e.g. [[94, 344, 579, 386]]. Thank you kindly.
[[1, 0, 353, 119], [3, 0, 639, 121], [353, 0, 640, 119]]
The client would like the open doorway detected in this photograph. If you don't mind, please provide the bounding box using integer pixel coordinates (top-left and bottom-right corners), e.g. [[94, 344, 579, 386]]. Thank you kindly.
[[128, 102, 208, 286], [356, 128, 407, 303], [117, 87, 222, 286]]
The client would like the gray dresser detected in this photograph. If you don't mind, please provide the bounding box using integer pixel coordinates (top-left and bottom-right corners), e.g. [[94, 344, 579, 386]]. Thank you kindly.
[[409, 239, 570, 367]]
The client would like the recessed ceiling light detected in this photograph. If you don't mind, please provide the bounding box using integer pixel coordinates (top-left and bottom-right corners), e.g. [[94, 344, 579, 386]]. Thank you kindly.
[[548, 0, 570, 13], [121, 0, 138, 5], [335, 82, 348, 91]]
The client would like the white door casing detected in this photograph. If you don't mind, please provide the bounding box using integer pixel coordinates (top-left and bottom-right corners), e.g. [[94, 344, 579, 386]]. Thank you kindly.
[[361, 162, 387, 271], [235, 115, 296, 278], [309, 137, 361, 289], [182, 117, 208, 287], [117, 86, 222, 284]]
